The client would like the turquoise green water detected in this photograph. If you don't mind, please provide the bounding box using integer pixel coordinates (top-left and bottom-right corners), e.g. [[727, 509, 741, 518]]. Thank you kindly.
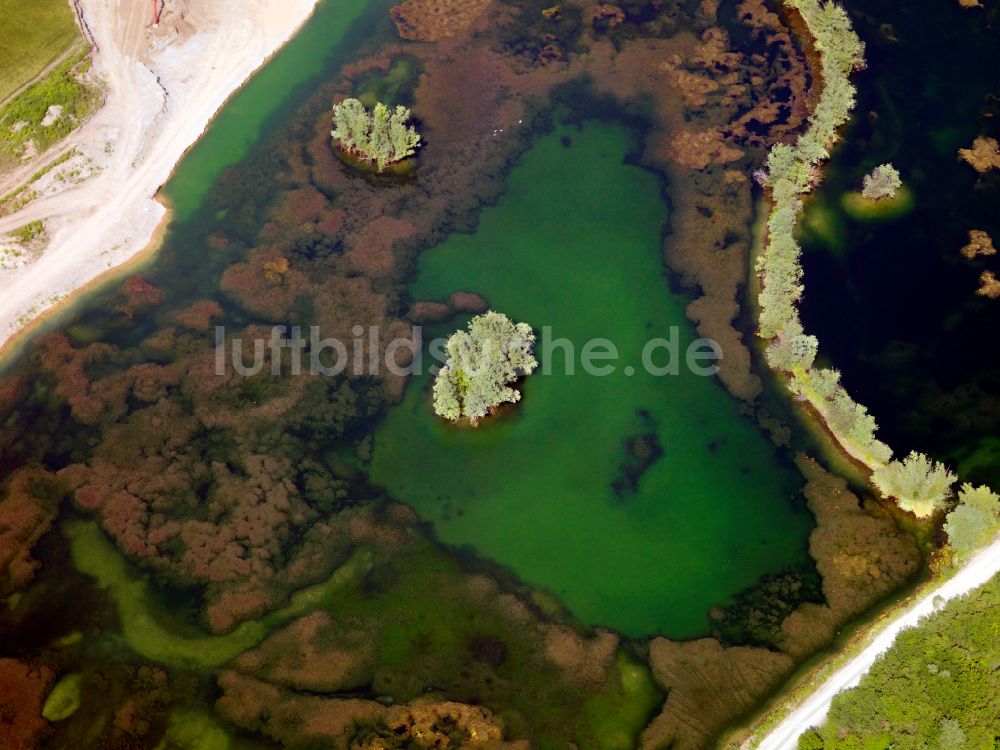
[[371, 121, 815, 639], [161, 0, 378, 222]]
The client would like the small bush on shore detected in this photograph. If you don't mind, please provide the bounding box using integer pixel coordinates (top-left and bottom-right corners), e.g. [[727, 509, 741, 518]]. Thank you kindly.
[[944, 484, 1000, 558], [873, 452, 956, 517]]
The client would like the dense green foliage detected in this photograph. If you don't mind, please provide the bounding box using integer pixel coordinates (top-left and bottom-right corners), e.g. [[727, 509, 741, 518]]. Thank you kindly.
[[330, 97, 420, 172], [432, 311, 537, 423], [872, 451, 956, 518], [861, 163, 902, 200], [800, 572, 1000, 748], [944, 484, 1000, 559], [0, 47, 99, 159], [0, 0, 81, 103]]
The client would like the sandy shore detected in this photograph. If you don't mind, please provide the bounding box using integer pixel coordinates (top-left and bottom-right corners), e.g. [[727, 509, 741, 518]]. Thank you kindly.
[[0, 0, 319, 351]]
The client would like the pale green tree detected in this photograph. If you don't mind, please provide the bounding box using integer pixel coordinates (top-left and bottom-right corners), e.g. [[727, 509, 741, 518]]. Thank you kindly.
[[330, 97, 368, 152], [432, 311, 537, 424], [944, 483, 1000, 558], [937, 718, 967, 749], [432, 366, 463, 421], [330, 98, 421, 172], [873, 451, 956, 517], [862, 163, 902, 200], [389, 105, 421, 164], [765, 323, 818, 372], [369, 102, 392, 171]]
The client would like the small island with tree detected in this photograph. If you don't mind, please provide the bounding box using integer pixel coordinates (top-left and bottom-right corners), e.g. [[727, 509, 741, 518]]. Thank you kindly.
[[841, 162, 914, 221], [432, 311, 538, 424], [861, 163, 903, 200], [331, 97, 421, 173]]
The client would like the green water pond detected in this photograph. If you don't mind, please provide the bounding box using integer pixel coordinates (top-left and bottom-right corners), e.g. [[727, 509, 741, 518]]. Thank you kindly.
[[161, 0, 385, 222], [371, 121, 816, 639]]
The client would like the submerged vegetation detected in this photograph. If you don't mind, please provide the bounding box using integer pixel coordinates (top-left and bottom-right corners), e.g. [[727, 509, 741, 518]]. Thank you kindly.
[[40, 673, 82, 722], [432, 311, 538, 423], [66, 521, 373, 669], [330, 97, 420, 172]]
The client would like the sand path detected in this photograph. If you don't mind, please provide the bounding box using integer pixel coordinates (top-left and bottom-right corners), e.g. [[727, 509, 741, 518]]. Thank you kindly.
[[755, 535, 1000, 748], [0, 0, 318, 347]]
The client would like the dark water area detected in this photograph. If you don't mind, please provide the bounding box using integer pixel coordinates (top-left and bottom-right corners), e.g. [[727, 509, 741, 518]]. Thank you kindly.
[[798, 0, 1000, 485]]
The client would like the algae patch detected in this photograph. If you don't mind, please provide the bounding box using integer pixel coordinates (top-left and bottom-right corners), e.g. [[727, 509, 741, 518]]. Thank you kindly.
[[42, 672, 82, 721], [841, 183, 915, 222], [66, 520, 372, 668], [155, 709, 233, 750]]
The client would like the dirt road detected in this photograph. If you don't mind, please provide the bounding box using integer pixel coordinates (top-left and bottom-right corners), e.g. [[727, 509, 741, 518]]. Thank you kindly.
[[0, 0, 318, 348], [754, 536, 1000, 748]]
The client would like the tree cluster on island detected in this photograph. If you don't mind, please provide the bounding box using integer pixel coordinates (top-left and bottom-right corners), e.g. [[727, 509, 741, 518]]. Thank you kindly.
[[331, 98, 421, 172], [861, 163, 902, 201], [432, 311, 537, 424]]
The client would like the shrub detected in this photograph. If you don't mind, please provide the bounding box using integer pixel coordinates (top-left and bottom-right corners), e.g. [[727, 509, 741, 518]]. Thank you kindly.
[[944, 484, 1000, 558], [432, 311, 537, 424], [765, 325, 818, 372], [0, 48, 99, 158], [861, 164, 902, 201], [873, 451, 957, 517], [331, 98, 420, 172]]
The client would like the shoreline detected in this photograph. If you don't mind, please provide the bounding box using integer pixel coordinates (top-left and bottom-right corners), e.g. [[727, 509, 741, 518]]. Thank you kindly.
[[0, 203, 171, 372], [742, 1, 1000, 745], [0, 0, 322, 365]]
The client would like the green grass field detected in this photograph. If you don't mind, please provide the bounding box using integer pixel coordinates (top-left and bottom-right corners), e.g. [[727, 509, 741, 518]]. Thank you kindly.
[[0, 46, 100, 159], [0, 0, 82, 104]]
